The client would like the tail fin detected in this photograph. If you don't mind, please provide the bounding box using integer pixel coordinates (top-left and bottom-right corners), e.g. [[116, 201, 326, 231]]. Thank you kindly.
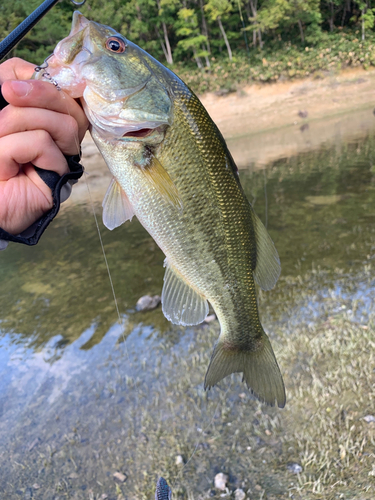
[[204, 333, 286, 408]]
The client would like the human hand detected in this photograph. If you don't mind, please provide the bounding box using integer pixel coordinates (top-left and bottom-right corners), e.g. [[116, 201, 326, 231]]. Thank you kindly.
[[0, 57, 89, 235]]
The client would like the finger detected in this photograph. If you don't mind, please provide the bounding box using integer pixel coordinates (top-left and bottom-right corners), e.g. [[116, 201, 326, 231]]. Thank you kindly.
[[0, 166, 53, 234], [1, 80, 88, 140], [0, 58, 35, 83], [0, 105, 80, 155], [0, 130, 69, 181]]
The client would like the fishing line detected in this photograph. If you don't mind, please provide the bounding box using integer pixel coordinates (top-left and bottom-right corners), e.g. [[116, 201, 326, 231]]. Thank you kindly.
[[37, 63, 231, 496], [263, 168, 268, 229], [83, 173, 123, 327], [54, 83, 153, 443], [35, 61, 126, 335], [58, 90, 123, 326], [43, 68, 148, 406]]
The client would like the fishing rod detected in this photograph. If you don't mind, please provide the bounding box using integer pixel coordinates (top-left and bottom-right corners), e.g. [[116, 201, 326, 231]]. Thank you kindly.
[[0, 0, 86, 61]]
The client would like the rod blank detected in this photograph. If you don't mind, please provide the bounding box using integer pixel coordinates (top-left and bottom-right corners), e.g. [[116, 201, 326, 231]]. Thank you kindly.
[[0, 0, 61, 61]]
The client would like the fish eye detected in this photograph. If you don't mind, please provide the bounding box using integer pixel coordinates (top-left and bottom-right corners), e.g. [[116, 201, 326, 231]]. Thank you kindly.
[[106, 37, 126, 53]]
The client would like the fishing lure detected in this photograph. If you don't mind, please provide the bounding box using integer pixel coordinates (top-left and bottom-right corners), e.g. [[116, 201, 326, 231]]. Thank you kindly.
[[155, 477, 172, 500]]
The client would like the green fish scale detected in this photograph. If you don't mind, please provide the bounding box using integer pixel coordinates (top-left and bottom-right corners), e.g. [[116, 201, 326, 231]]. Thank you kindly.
[[153, 80, 263, 345]]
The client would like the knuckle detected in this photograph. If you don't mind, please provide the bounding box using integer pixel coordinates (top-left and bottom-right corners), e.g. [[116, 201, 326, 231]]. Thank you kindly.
[[35, 129, 53, 146], [10, 57, 23, 64], [0, 105, 16, 134], [66, 115, 79, 136], [2, 57, 20, 70]]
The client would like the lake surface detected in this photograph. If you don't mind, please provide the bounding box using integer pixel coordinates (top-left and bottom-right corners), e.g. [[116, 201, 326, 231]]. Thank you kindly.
[[1, 116, 375, 499]]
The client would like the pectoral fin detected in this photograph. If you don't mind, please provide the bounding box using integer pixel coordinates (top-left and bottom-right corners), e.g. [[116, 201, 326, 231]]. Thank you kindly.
[[162, 260, 208, 326], [138, 154, 182, 210], [251, 209, 281, 291], [102, 177, 135, 230]]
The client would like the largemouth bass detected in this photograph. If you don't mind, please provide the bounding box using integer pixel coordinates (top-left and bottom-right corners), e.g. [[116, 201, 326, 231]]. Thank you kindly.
[[41, 12, 286, 407]]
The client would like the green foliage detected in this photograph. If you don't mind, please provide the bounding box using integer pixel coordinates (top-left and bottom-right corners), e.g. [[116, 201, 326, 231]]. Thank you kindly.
[[1, 0, 375, 84], [175, 29, 375, 93], [362, 7, 375, 31], [204, 0, 232, 21], [1, 0, 73, 63], [248, 0, 291, 32], [175, 8, 208, 62]]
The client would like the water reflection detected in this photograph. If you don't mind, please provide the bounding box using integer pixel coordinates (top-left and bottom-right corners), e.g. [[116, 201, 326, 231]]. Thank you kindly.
[[241, 134, 375, 276]]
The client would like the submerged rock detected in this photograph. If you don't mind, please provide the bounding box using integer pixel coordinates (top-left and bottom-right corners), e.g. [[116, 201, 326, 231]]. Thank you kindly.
[[113, 471, 127, 483], [135, 295, 161, 311], [204, 314, 217, 323], [287, 462, 303, 474], [234, 488, 246, 500], [214, 472, 229, 490]]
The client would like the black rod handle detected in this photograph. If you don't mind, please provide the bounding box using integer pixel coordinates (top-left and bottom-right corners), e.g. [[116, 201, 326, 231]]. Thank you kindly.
[[0, 0, 61, 61]]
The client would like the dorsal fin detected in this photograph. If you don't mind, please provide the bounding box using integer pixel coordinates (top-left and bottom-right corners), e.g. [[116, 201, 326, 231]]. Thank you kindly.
[[162, 260, 208, 326], [251, 209, 281, 291]]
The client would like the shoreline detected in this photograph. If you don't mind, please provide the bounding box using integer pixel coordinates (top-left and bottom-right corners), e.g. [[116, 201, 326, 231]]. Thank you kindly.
[[200, 66, 375, 138], [70, 67, 375, 205]]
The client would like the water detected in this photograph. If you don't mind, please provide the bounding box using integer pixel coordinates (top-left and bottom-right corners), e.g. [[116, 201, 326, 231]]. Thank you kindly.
[[1, 122, 375, 499]]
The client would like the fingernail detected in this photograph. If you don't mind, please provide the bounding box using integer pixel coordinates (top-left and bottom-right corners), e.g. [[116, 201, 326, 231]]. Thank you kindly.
[[10, 80, 32, 97]]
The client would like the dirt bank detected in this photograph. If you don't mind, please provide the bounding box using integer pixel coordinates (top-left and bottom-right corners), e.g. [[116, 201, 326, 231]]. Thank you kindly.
[[71, 67, 375, 204], [201, 67, 375, 139]]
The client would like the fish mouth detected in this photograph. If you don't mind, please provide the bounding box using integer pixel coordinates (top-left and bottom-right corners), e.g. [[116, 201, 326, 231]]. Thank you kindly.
[[123, 128, 154, 138], [37, 12, 91, 97], [83, 102, 169, 142]]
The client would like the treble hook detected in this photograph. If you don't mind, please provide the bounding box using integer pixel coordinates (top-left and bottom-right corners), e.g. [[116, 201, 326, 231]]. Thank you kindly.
[[34, 54, 62, 91], [34, 53, 54, 72]]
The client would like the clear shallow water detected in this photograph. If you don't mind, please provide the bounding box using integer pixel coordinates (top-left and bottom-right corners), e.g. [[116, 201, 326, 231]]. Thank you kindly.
[[1, 124, 375, 499]]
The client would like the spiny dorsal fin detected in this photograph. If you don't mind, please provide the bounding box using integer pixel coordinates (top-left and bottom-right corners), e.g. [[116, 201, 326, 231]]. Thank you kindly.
[[162, 259, 208, 326], [139, 154, 182, 211], [251, 209, 281, 291], [102, 177, 135, 230]]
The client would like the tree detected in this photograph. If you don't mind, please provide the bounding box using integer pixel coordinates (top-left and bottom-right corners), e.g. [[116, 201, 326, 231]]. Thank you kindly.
[[358, 1, 375, 40], [176, 7, 209, 68], [288, 0, 321, 43], [157, 0, 181, 64], [205, 0, 234, 60], [246, 0, 290, 46], [324, 0, 345, 31], [247, 0, 262, 47]]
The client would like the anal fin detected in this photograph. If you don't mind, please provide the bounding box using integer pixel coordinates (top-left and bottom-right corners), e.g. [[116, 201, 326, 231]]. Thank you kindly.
[[162, 260, 208, 326], [102, 177, 135, 230]]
